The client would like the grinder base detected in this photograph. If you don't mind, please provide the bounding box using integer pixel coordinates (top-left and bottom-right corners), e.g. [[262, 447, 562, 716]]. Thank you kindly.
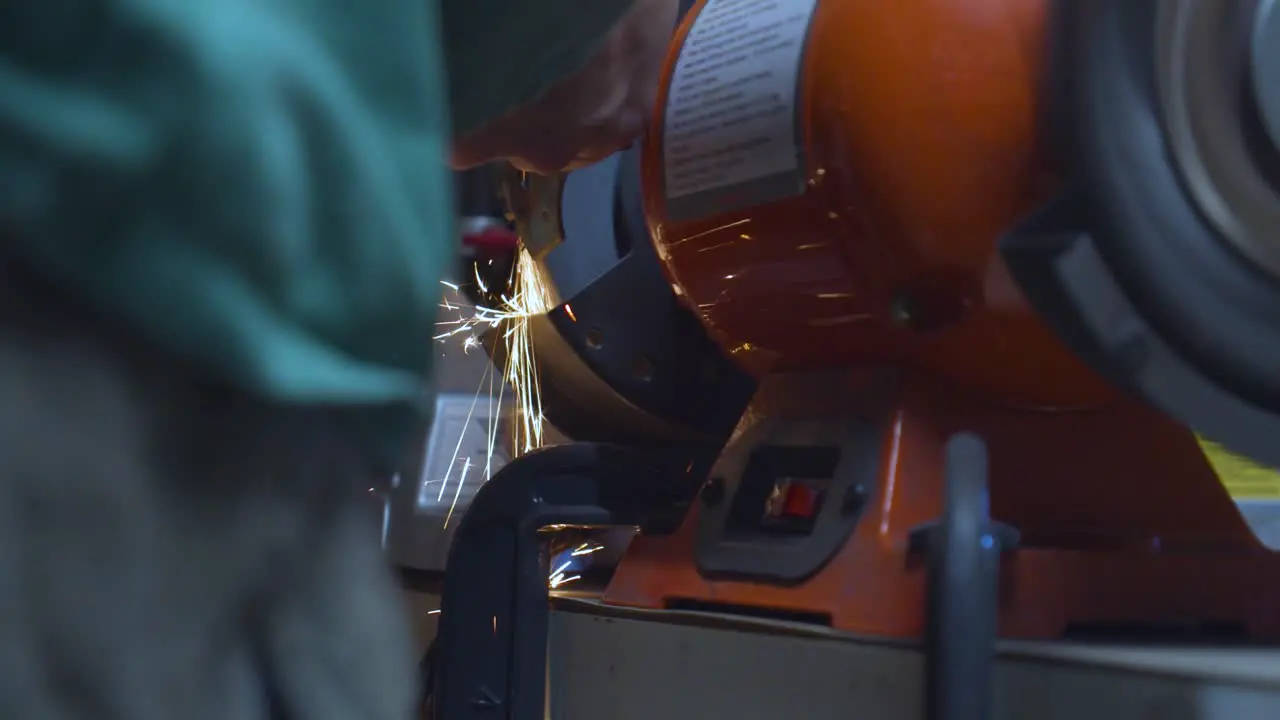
[[605, 370, 1280, 641]]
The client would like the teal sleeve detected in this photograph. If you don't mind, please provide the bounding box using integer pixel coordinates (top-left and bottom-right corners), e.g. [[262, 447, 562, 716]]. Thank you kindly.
[[0, 0, 455, 418], [442, 0, 639, 136]]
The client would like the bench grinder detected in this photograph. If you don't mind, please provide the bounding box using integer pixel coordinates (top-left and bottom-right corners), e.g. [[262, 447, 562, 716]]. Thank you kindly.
[[432, 2, 1280, 718]]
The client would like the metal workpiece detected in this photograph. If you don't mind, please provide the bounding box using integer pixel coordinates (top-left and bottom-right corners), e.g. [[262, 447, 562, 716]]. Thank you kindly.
[[499, 165, 564, 262]]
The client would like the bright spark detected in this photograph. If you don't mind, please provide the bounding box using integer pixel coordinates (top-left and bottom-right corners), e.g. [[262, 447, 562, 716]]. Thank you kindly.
[[427, 541, 604, 616], [546, 543, 602, 590], [571, 542, 605, 557], [433, 248, 556, 528], [548, 573, 581, 589]]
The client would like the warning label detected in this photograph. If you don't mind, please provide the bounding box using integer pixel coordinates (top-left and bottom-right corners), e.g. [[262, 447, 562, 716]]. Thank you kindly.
[[1199, 437, 1280, 501], [662, 0, 818, 221]]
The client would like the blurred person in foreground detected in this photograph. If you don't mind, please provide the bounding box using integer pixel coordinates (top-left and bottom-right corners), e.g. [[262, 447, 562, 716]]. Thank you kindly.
[[0, 0, 677, 717]]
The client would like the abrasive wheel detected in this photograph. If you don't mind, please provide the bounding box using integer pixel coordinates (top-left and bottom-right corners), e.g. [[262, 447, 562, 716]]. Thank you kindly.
[[1004, 0, 1280, 467], [467, 151, 754, 446]]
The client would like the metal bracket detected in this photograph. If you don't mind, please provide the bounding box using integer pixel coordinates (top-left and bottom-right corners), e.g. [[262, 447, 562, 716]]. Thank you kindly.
[[431, 443, 696, 720]]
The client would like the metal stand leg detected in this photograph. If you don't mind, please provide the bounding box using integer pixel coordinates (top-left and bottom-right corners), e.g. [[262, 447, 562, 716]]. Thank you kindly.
[[911, 433, 1019, 720]]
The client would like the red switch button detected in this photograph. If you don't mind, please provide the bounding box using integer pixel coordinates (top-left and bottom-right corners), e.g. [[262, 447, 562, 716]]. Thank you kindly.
[[779, 481, 821, 519]]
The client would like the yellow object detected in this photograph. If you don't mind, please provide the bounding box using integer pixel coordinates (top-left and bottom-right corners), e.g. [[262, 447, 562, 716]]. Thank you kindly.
[[1200, 438, 1280, 500]]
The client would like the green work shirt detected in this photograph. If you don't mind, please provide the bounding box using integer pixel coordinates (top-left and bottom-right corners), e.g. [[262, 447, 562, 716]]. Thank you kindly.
[[0, 0, 632, 464]]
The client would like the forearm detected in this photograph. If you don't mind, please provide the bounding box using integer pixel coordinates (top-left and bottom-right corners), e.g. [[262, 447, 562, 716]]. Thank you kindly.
[[441, 0, 638, 136]]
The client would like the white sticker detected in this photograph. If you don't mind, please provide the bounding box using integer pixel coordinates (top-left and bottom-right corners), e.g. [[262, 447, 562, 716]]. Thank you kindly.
[[416, 393, 511, 513], [662, 0, 818, 220]]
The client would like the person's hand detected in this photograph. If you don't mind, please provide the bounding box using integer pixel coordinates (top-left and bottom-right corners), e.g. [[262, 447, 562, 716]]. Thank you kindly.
[[450, 0, 679, 174]]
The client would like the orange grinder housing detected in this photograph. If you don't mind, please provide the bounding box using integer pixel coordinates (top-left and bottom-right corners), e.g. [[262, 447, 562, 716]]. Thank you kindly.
[[603, 0, 1280, 640], [643, 0, 1103, 409]]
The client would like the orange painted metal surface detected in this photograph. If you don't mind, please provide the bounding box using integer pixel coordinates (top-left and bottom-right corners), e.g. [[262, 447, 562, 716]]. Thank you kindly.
[[605, 374, 1280, 639], [641, 0, 1110, 410], [613, 0, 1280, 642]]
